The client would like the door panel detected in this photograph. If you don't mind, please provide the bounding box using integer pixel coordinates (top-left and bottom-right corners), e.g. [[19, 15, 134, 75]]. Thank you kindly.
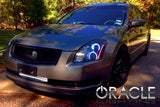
[[127, 6, 148, 60]]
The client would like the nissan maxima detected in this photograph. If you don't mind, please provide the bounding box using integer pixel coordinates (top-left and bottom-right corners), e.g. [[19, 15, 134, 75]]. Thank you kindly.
[[3, 2, 150, 95]]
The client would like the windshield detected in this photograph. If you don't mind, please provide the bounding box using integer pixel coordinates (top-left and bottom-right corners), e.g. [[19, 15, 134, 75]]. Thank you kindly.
[[58, 6, 126, 26]]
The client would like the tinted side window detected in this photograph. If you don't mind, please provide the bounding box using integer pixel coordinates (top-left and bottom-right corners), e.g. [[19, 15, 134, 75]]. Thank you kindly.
[[134, 7, 145, 20], [128, 6, 144, 23], [128, 6, 136, 23]]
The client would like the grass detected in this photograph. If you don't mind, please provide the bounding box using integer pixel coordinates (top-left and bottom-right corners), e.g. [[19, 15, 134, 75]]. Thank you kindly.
[[0, 29, 159, 64], [0, 30, 24, 63]]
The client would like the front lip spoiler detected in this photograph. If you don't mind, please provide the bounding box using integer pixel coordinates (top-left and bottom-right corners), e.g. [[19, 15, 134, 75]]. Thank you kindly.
[[6, 69, 100, 95]]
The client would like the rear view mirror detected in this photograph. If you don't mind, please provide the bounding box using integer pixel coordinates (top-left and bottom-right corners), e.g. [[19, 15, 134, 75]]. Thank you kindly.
[[129, 19, 145, 28]]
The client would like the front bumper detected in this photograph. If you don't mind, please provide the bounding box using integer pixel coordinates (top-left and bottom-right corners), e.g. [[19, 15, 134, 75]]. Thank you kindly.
[[3, 46, 113, 95], [6, 68, 100, 95]]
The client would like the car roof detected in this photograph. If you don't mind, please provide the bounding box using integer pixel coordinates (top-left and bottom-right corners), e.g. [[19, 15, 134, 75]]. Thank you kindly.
[[86, 2, 129, 8]]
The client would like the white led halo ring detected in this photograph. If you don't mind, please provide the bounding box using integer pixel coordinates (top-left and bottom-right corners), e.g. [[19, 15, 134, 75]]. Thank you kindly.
[[91, 43, 101, 51]]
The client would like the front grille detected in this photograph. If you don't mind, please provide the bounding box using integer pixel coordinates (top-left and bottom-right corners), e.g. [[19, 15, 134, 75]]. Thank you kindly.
[[12, 44, 62, 64]]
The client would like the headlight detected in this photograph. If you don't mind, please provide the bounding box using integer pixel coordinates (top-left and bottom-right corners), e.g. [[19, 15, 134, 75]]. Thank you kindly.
[[8, 35, 18, 46], [74, 40, 106, 62]]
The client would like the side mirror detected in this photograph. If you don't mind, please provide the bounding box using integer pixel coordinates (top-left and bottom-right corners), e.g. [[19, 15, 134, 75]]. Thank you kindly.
[[129, 19, 145, 28]]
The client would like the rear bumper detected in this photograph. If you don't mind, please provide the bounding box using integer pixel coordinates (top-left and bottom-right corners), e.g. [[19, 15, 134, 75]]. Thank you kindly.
[[6, 68, 100, 95]]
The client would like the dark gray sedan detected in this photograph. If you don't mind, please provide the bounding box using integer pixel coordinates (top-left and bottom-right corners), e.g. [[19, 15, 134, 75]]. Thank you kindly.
[[3, 2, 150, 95]]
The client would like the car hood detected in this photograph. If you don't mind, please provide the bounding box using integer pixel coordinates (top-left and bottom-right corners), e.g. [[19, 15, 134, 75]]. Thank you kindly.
[[15, 24, 121, 51]]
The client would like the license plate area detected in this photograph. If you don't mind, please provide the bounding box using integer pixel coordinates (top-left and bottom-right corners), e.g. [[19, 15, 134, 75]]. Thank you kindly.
[[17, 64, 37, 76], [18, 64, 48, 82]]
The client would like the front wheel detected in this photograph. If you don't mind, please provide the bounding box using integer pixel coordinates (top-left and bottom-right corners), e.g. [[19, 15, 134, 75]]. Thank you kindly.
[[109, 47, 130, 88]]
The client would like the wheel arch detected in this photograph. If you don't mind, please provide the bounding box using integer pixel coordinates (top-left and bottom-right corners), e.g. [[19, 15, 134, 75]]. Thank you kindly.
[[115, 44, 131, 63], [110, 43, 131, 73], [108, 43, 131, 87]]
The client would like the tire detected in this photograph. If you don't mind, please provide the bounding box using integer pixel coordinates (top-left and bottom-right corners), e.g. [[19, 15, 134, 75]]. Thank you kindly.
[[141, 34, 150, 56], [109, 47, 130, 88]]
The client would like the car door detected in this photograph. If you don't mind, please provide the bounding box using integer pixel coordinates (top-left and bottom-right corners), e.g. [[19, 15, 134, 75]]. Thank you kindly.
[[127, 6, 147, 60], [134, 7, 148, 52]]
